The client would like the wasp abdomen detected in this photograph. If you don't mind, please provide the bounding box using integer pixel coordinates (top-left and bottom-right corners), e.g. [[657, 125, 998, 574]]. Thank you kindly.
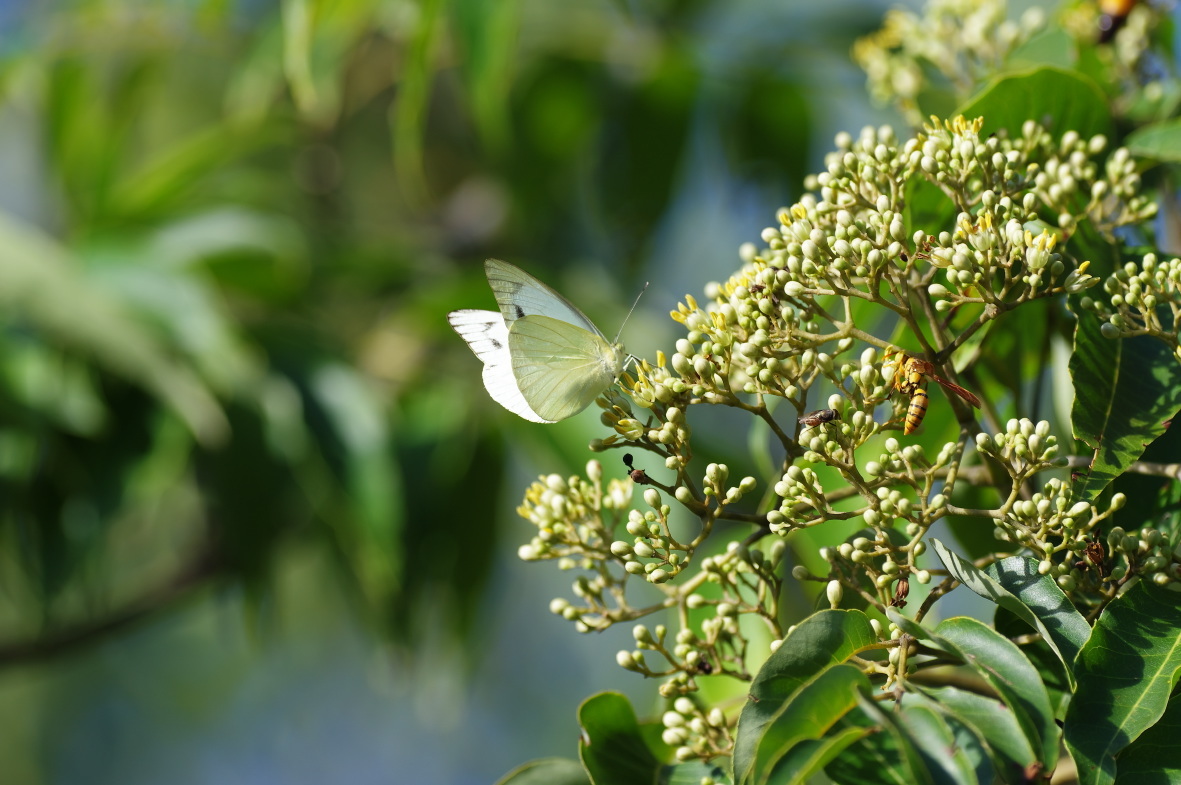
[[904, 387, 929, 434]]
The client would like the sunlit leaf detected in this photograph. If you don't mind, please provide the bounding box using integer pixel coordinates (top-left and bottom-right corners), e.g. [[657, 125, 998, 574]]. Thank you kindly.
[[914, 685, 1037, 777], [959, 66, 1113, 140], [825, 691, 932, 785], [732, 610, 878, 784], [1064, 581, 1181, 785], [888, 612, 1059, 770], [1068, 306, 1181, 503], [747, 664, 869, 785], [931, 540, 1089, 687], [1111, 694, 1181, 784], [898, 698, 985, 785], [1125, 117, 1181, 163], [763, 727, 871, 785]]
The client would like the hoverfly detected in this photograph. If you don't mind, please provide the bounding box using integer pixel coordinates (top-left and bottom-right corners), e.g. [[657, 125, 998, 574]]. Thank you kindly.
[[798, 408, 841, 429], [885, 350, 981, 434]]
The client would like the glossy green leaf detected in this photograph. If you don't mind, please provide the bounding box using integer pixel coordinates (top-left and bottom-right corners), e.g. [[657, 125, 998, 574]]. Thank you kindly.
[[1112, 694, 1181, 784], [764, 727, 872, 785], [578, 692, 663, 785], [959, 66, 1113, 140], [748, 664, 870, 785], [898, 700, 982, 785], [888, 612, 1059, 770], [1125, 117, 1181, 163], [1068, 305, 1181, 503], [733, 610, 879, 784], [1064, 581, 1181, 785], [825, 691, 932, 785], [994, 607, 1073, 721], [915, 685, 1037, 777], [935, 617, 1060, 771], [930, 540, 1089, 687], [496, 757, 590, 785]]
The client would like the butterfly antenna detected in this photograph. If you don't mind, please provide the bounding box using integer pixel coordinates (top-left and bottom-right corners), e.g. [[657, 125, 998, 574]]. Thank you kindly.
[[613, 282, 649, 345]]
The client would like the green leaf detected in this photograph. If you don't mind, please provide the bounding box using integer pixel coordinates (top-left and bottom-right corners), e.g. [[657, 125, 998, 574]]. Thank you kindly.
[[0, 211, 227, 445], [915, 685, 1037, 777], [452, 0, 519, 153], [930, 539, 1089, 687], [1112, 694, 1181, 784], [994, 607, 1073, 720], [1125, 117, 1181, 163], [898, 699, 984, 785], [496, 757, 590, 785], [391, 0, 447, 205], [732, 610, 878, 784], [663, 760, 731, 785], [903, 177, 958, 239], [578, 692, 663, 785], [764, 727, 872, 785], [826, 692, 933, 785], [1068, 305, 1181, 503], [888, 613, 1059, 770], [1064, 581, 1181, 785], [959, 66, 1113, 140], [280, 0, 377, 125], [748, 664, 870, 785], [107, 125, 278, 220]]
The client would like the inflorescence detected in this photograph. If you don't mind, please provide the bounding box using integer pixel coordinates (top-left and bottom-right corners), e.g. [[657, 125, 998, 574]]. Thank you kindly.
[[513, 114, 1176, 763]]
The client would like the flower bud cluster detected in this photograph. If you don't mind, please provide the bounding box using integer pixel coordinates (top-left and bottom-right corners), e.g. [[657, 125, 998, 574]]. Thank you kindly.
[[611, 498, 689, 585], [974, 418, 1060, 476], [1081, 254, 1181, 357], [864, 436, 958, 492], [1077, 524, 1180, 592], [769, 464, 829, 533], [659, 697, 732, 763], [516, 101, 1170, 741], [853, 0, 1045, 124], [985, 476, 1110, 571], [615, 538, 787, 710], [1002, 482, 1177, 592], [819, 528, 931, 608], [517, 466, 620, 565]]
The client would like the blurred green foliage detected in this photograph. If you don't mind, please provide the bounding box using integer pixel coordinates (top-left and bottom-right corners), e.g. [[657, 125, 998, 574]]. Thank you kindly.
[[0, 0, 831, 667]]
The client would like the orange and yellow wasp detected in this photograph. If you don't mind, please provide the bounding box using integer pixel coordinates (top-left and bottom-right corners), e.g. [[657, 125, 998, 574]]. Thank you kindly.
[[884, 350, 981, 434]]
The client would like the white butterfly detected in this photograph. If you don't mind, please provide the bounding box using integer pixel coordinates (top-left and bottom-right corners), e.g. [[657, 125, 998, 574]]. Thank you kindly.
[[448, 259, 627, 423]]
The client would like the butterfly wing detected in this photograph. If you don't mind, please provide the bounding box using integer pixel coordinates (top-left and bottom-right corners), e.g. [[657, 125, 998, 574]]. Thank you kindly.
[[447, 309, 553, 423], [484, 259, 609, 338], [508, 314, 624, 422]]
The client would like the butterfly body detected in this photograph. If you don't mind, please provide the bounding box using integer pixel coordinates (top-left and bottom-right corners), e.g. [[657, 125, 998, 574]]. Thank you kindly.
[[449, 260, 626, 423]]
